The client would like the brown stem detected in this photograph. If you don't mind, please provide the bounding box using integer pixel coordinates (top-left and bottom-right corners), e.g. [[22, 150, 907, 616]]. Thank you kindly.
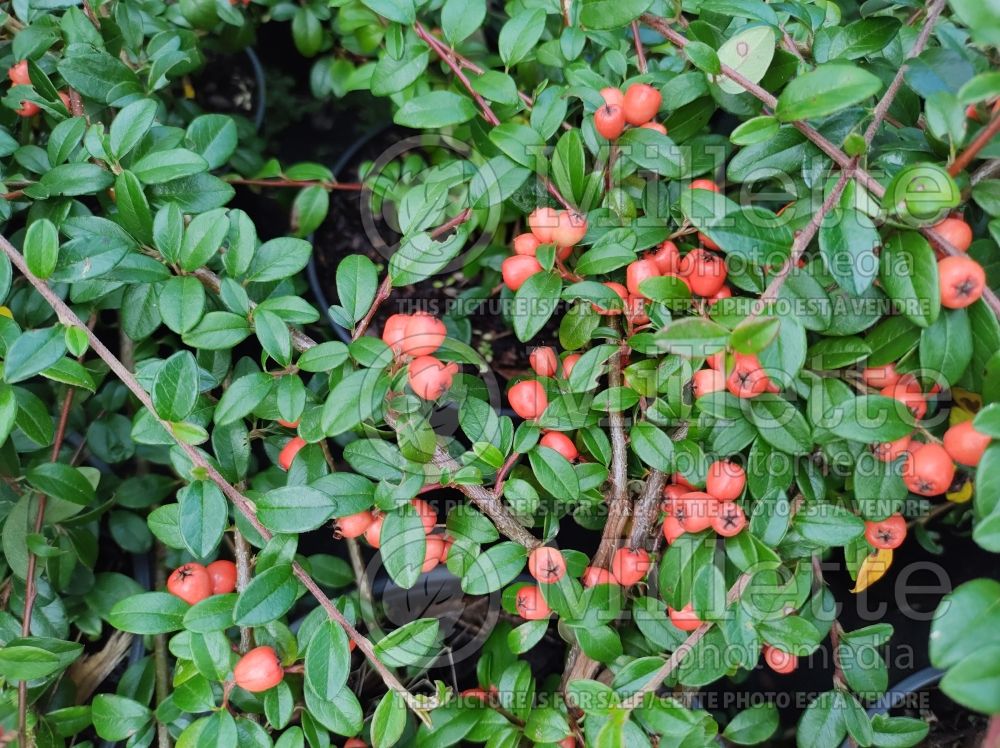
[[971, 159, 1000, 186], [545, 179, 576, 211], [0, 234, 433, 728], [226, 177, 364, 191], [632, 21, 648, 73], [618, 573, 753, 709], [950, 114, 1000, 177], [493, 452, 521, 498], [812, 555, 847, 689], [18, 388, 74, 743], [352, 276, 392, 342], [414, 22, 500, 126], [234, 527, 254, 654], [780, 27, 807, 63], [627, 469, 666, 548]]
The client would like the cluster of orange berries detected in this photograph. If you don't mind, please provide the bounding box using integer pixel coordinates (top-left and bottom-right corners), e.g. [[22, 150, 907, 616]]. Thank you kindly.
[[931, 216, 986, 309], [690, 350, 780, 401], [503, 206, 588, 291], [381, 311, 458, 400], [166, 559, 237, 604], [864, 363, 990, 497], [592, 83, 665, 139], [335, 498, 452, 574], [661, 460, 748, 544], [7, 60, 70, 117]]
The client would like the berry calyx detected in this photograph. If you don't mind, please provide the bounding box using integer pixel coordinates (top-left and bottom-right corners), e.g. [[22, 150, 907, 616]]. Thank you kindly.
[[502, 255, 543, 291], [167, 563, 212, 605], [864, 513, 907, 550], [938, 256, 985, 309], [530, 346, 558, 377], [508, 380, 548, 420], [902, 442, 955, 496], [711, 502, 746, 537], [943, 420, 991, 466], [705, 460, 746, 501], [233, 646, 284, 692], [610, 547, 650, 586], [622, 83, 662, 125], [594, 104, 626, 140], [763, 645, 797, 674], [400, 313, 446, 357], [540, 431, 579, 461], [515, 585, 551, 620], [726, 354, 771, 399], [669, 603, 703, 631], [528, 546, 567, 583], [278, 436, 307, 471], [206, 560, 237, 594], [333, 511, 374, 540], [407, 355, 459, 400]]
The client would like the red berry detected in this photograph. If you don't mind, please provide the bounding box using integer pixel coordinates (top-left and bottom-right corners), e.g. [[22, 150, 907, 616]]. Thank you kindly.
[[344, 740, 367, 748], [626, 258, 661, 297], [649, 240, 680, 274], [662, 515, 685, 544], [593, 282, 628, 315], [763, 645, 797, 674], [943, 420, 991, 466], [931, 217, 973, 253], [938, 256, 985, 309], [502, 255, 543, 292], [581, 566, 615, 587], [663, 483, 687, 501], [528, 546, 567, 583], [515, 585, 551, 620], [561, 354, 581, 378], [594, 104, 626, 140], [206, 560, 237, 594], [873, 434, 912, 462], [865, 513, 907, 550], [551, 210, 588, 247], [726, 354, 770, 399], [334, 511, 374, 540], [440, 536, 453, 562], [513, 233, 541, 256], [58, 90, 71, 110], [233, 646, 284, 692], [706, 460, 746, 501], [364, 513, 384, 548], [400, 313, 446, 357], [276, 418, 300, 428], [640, 121, 666, 134], [540, 431, 578, 461], [411, 498, 437, 534], [669, 603, 702, 631], [423, 536, 444, 572], [902, 443, 955, 496], [508, 380, 547, 420], [407, 355, 458, 400], [382, 313, 411, 353], [708, 285, 732, 305], [600, 87, 624, 107], [622, 83, 661, 125], [278, 436, 306, 471], [167, 563, 212, 605], [672, 492, 718, 533], [689, 179, 720, 193], [16, 100, 39, 117], [528, 207, 559, 243], [530, 346, 558, 377], [559, 737, 576, 748], [862, 363, 900, 389], [461, 687, 491, 702], [691, 369, 726, 399], [610, 547, 650, 586], [626, 294, 649, 325], [711, 502, 746, 537], [706, 352, 724, 370], [680, 248, 726, 297], [8, 60, 30, 86], [880, 383, 927, 420]]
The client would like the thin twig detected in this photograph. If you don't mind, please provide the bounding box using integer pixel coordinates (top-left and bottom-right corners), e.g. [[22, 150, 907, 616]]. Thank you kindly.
[[0, 234, 434, 728], [950, 114, 1000, 177], [971, 159, 1000, 186], [352, 276, 392, 342], [632, 21, 648, 73], [414, 22, 500, 126], [627, 469, 666, 548]]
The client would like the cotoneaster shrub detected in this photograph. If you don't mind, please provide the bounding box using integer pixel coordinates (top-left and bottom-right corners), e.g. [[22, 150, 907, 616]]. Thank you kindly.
[[1, 1, 1000, 747]]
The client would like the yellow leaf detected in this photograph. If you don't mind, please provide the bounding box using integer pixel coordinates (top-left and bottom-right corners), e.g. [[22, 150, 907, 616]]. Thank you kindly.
[[851, 548, 893, 593], [947, 478, 974, 504], [0, 306, 11, 319], [950, 389, 982, 421]]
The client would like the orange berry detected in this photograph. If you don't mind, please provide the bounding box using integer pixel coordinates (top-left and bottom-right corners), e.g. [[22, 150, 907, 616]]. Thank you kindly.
[[862, 363, 900, 389], [15, 100, 39, 117], [865, 513, 907, 550], [400, 313, 446, 357], [278, 436, 306, 471], [649, 240, 680, 274], [167, 563, 212, 605], [540, 431, 578, 461], [626, 258, 660, 297], [551, 210, 588, 247], [206, 560, 237, 594], [407, 355, 458, 400], [233, 646, 284, 692], [763, 645, 797, 674], [938, 256, 985, 309], [610, 547, 650, 586], [669, 603, 702, 631], [508, 380, 547, 420], [943, 420, 991, 466], [902, 443, 955, 496], [502, 255, 543, 292], [582, 565, 614, 587], [334, 511, 374, 540], [622, 83, 661, 125], [411, 498, 437, 534], [594, 104, 626, 140], [528, 546, 567, 583], [931, 217, 973, 253], [600, 87, 624, 107], [680, 248, 726, 297], [381, 313, 411, 353], [528, 207, 559, 243], [705, 460, 745, 501], [423, 536, 444, 572], [673, 492, 718, 533], [640, 121, 666, 134], [711, 502, 746, 537], [513, 233, 541, 256], [530, 346, 558, 377], [561, 354, 581, 378], [515, 585, 551, 620], [8, 60, 30, 86], [689, 179, 720, 193], [873, 434, 912, 462], [364, 513, 384, 548]]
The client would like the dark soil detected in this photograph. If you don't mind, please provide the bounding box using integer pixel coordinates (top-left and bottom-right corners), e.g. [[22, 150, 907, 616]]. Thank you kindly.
[[896, 685, 989, 747], [195, 50, 260, 120]]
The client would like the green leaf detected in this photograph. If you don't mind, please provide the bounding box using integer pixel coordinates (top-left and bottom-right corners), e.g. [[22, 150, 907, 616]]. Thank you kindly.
[[930, 578, 1000, 669], [4, 326, 67, 383], [529, 446, 580, 498], [793, 502, 865, 546], [723, 703, 779, 745], [109, 592, 188, 633], [499, 9, 546, 68], [460, 542, 527, 594], [717, 26, 776, 95], [160, 275, 207, 334], [131, 148, 208, 184], [109, 99, 157, 159], [0, 637, 83, 680], [578, 0, 653, 29], [879, 231, 939, 327], [24, 219, 59, 279], [374, 619, 440, 667], [940, 646, 1000, 713], [869, 715, 929, 748], [380, 504, 426, 590], [152, 351, 200, 421], [247, 238, 312, 283], [91, 694, 152, 742], [920, 308, 973, 385], [442, 0, 486, 45], [775, 64, 882, 122], [257, 486, 337, 533], [819, 187, 880, 297], [186, 114, 238, 170], [827, 395, 914, 443], [26, 463, 95, 506], [748, 396, 812, 455], [178, 481, 228, 558], [630, 422, 674, 471], [796, 691, 847, 748], [183, 312, 252, 350], [730, 116, 780, 145], [336, 255, 378, 325], [680, 189, 791, 266], [394, 91, 478, 128], [179, 209, 229, 272], [214, 372, 273, 426], [305, 620, 351, 700], [657, 317, 730, 357], [371, 690, 407, 748], [513, 271, 562, 342], [234, 564, 299, 625]]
